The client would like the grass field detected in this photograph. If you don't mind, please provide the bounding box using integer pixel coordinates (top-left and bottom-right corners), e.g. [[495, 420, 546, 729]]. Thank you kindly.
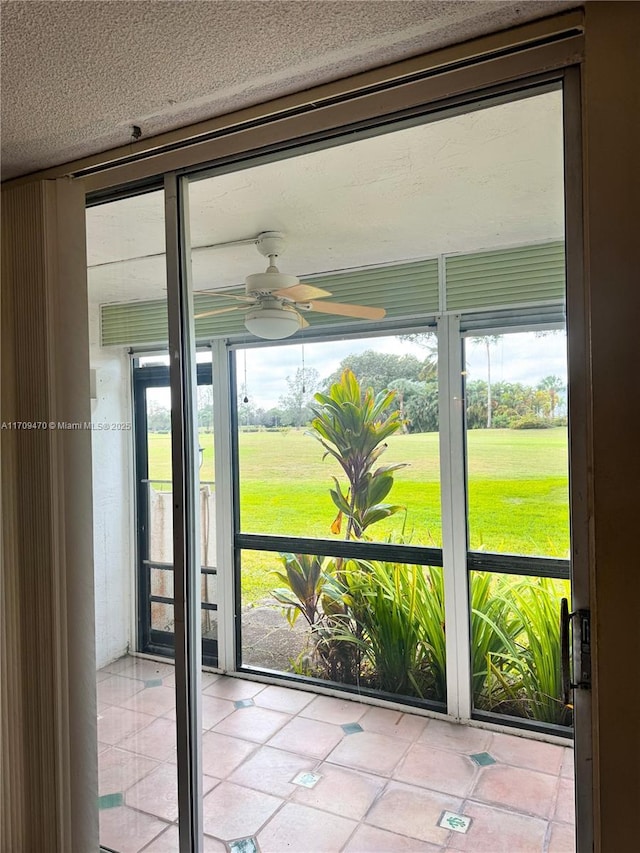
[[147, 427, 570, 602]]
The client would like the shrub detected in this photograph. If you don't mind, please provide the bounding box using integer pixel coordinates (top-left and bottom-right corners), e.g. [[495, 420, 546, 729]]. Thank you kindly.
[[510, 414, 553, 429], [471, 573, 572, 726], [343, 561, 446, 700], [491, 413, 513, 428]]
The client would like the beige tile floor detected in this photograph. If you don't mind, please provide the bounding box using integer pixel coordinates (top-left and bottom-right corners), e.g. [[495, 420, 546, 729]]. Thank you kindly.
[[97, 656, 575, 853]]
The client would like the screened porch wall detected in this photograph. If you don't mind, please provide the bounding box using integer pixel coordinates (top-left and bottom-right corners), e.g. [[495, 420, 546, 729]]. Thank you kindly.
[[99, 240, 565, 348]]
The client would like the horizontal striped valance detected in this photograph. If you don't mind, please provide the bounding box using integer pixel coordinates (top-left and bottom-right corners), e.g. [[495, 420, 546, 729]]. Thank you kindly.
[[100, 241, 565, 347], [445, 241, 565, 311], [100, 258, 439, 346]]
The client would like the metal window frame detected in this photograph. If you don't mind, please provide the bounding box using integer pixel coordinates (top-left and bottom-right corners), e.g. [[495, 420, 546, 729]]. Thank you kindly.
[[562, 63, 593, 853], [165, 173, 203, 852], [467, 552, 570, 580], [235, 534, 444, 567], [229, 311, 572, 731], [79, 20, 589, 851], [131, 362, 218, 665], [211, 338, 236, 673], [438, 314, 472, 720]]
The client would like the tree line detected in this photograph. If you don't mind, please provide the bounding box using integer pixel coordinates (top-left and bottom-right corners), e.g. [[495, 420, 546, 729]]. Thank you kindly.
[[146, 347, 566, 433]]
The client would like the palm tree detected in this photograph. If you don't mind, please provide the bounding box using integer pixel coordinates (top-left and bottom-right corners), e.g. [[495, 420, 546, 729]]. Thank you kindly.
[[472, 335, 502, 428], [538, 375, 564, 419]]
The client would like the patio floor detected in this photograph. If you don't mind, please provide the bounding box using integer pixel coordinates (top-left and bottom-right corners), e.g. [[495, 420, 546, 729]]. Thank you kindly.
[[97, 656, 575, 853]]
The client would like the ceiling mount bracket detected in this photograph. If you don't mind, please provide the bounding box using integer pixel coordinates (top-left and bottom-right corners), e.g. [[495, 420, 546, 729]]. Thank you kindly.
[[255, 231, 286, 259]]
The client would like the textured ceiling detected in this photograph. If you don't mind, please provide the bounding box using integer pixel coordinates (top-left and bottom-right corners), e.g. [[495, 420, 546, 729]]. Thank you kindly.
[[1, 0, 575, 181]]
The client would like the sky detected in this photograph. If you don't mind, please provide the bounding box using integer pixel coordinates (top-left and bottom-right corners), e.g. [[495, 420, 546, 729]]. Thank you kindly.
[[238, 329, 568, 410]]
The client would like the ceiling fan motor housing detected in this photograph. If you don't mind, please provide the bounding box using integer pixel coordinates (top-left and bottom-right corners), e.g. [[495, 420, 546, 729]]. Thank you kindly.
[[246, 269, 299, 295]]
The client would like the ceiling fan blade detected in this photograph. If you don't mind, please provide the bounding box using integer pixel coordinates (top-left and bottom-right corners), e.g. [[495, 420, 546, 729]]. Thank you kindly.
[[307, 300, 386, 321], [273, 283, 332, 301], [195, 305, 246, 319], [294, 310, 310, 329]]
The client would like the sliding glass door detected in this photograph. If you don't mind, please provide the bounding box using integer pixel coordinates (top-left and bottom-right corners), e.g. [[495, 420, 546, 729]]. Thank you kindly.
[[87, 66, 585, 850], [180, 82, 571, 733]]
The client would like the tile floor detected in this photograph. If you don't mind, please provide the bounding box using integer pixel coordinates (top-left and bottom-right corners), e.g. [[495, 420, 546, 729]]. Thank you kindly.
[[97, 656, 575, 853]]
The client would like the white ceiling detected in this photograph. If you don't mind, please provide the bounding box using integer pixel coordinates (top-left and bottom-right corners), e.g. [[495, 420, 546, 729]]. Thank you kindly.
[[86, 89, 564, 304], [1, 0, 576, 181]]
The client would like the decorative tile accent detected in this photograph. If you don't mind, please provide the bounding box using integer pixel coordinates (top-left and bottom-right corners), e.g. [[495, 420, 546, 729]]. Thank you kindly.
[[234, 697, 255, 709], [470, 751, 496, 766], [98, 792, 124, 810], [341, 722, 364, 735], [450, 801, 548, 850], [291, 771, 322, 789], [228, 837, 259, 853], [439, 810, 472, 833], [144, 677, 163, 688]]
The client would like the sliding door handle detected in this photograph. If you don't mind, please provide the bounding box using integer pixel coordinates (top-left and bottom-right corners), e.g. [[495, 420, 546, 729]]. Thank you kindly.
[[560, 597, 572, 705], [560, 598, 591, 706]]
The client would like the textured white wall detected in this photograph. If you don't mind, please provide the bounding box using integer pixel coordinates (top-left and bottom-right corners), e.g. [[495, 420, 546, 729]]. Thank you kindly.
[[89, 302, 134, 669]]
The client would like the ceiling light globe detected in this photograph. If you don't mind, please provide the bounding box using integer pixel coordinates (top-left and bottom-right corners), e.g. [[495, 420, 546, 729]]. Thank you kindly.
[[244, 305, 301, 339]]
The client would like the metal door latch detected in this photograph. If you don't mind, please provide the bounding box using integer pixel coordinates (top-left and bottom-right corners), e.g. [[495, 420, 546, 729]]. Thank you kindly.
[[561, 598, 591, 705]]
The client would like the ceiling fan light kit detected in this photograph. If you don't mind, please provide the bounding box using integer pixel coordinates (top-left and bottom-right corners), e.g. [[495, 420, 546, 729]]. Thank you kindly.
[[244, 302, 301, 339], [194, 230, 386, 339]]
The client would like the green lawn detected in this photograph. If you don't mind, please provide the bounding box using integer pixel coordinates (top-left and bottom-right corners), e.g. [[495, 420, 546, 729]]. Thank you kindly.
[[147, 427, 570, 602]]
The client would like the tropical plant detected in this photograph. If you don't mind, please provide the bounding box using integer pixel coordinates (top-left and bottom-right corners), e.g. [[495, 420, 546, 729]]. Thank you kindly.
[[339, 560, 445, 699], [387, 378, 439, 433], [470, 573, 572, 725], [504, 578, 571, 725], [538, 375, 565, 419], [470, 572, 523, 707], [307, 368, 407, 539], [271, 553, 327, 627], [271, 369, 410, 684], [510, 414, 553, 429]]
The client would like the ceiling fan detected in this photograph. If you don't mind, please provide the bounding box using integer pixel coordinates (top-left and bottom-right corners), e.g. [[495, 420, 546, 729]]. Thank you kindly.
[[194, 231, 386, 339]]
